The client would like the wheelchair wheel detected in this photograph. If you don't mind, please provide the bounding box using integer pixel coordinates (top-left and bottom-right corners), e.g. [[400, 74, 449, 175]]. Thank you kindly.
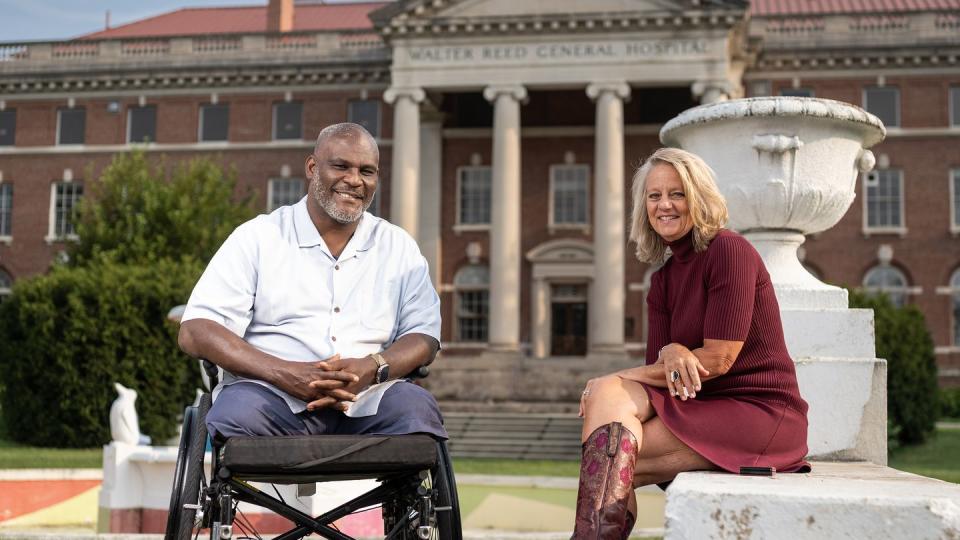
[[165, 393, 212, 540], [384, 440, 462, 540]]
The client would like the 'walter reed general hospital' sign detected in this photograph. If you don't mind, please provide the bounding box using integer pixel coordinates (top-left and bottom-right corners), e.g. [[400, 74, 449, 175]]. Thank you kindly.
[[403, 39, 710, 67]]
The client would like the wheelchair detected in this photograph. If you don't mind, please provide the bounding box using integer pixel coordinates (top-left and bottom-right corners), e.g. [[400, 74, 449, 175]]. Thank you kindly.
[[165, 360, 462, 540]]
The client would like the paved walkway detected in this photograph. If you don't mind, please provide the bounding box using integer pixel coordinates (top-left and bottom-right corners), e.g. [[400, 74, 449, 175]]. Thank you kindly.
[[0, 472, 664, 539]]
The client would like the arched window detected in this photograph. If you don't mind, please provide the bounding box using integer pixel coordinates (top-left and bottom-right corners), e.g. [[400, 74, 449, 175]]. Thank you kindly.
[[0, 268, 11, 302], [863, 265, 909, 308], [454, 265, 489, 342], [951, 269, 960, 347]]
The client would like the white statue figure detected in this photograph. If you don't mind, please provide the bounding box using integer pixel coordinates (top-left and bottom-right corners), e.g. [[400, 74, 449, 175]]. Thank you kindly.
[[109, 382, 151, 445]]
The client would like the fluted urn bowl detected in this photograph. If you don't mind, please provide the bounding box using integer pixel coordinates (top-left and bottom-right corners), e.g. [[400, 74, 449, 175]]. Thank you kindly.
[[660, 97, 886, 309]]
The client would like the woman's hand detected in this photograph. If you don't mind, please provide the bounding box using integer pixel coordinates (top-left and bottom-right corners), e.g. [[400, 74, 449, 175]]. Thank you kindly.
[[660, 344, 709, 401]]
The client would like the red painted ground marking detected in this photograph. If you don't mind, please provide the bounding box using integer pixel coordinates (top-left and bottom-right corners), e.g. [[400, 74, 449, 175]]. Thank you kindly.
[[0, 480, 101, 522]]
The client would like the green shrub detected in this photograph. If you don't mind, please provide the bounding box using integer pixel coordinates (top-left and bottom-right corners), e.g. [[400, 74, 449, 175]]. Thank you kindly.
[[0, 258, 205, 447], [849, 290, 939, 445], [941, 387, 960, 420]]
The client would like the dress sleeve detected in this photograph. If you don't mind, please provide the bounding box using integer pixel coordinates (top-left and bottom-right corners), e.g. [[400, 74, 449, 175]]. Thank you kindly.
[[645, 269, 670, 366], [703, 235, 757, 342], [181, 223, 258, 337]]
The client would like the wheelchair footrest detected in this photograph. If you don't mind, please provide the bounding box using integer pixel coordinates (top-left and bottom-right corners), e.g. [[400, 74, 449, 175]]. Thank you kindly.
[[220, 434, 439, 481]]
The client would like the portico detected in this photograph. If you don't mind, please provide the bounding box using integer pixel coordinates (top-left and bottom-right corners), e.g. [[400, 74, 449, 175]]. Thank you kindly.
[[371, 0, 749, 359]]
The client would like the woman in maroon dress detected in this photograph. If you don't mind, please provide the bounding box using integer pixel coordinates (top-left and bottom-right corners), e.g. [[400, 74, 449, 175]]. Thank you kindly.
[[572, 148, 809, 539]]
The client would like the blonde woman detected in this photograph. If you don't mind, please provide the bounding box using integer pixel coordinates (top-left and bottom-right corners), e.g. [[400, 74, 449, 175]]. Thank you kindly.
[[573, 148, 809, 538]]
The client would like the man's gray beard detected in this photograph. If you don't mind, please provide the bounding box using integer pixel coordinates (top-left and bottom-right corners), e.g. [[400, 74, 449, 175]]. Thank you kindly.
[[312, 174, 372, 224]]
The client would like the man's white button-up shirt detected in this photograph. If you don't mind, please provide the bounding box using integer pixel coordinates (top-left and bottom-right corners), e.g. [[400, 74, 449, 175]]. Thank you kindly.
[[182, 197, 441, 413]]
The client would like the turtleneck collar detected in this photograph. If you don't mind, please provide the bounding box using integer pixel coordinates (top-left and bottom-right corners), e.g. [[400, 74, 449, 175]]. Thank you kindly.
[[665, 230, 695, 262]]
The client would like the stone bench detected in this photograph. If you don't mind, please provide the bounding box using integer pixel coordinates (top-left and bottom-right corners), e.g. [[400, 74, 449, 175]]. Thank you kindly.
[[665, 461, 960, 539]]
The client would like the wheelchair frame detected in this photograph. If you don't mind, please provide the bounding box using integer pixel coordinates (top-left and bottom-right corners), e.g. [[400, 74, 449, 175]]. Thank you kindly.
[[165, 361, 462, 540]]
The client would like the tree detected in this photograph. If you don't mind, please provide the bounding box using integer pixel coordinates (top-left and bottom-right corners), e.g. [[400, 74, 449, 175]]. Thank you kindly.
[[68, 150, 256, 267], [849, 290, 939, 445], [0, 151, 257, 447]]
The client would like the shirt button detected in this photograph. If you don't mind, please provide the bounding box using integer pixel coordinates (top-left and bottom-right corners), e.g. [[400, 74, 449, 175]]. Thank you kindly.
[[335, 264, 340, 270], [331, 336, 337, 342], [334, 307, 341, 313]]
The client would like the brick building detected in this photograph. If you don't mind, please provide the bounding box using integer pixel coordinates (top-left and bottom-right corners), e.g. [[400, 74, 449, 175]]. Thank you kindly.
[[0, 0, 958, 389]]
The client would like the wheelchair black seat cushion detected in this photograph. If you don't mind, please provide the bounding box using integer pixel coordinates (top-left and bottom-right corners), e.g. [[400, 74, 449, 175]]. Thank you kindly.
[[220, 434, 439, 480]]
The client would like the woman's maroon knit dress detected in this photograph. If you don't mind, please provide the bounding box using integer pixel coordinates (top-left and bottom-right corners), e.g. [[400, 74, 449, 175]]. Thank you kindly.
[[641, 229, 810, 473]]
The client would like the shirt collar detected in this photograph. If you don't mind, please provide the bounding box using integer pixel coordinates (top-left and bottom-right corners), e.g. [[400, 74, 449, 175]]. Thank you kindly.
[[293, 196, 379, 255]]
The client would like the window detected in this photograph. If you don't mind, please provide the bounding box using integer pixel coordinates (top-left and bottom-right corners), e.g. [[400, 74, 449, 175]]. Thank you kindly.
[[273, 102, 302, 140], [864, 169, 904, 231], [550, 164, 589, 226], [57, 108, 85, 145], [128, 106, 157, 143], [51, 182, 83, 239], [0, 183, 11, 237], [951, 270, 960, 346], [0, 110, 14, 146], [348, 100, 381, 138], [951, 87, 960, 127], [781, 88, 814, 97], [454, 265, 489, 342], [863, 265, 909, 307], [199, 104, 229, 142], [457, 167, 492, 225], [952, 169, 960, 232], [268, 178, 305, 211], [0, 268, 11, 302], [864, 87, 900, 128]]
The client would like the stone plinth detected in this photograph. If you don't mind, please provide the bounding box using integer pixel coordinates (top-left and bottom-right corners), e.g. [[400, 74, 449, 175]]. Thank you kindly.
[[665, 462, 960, 540]]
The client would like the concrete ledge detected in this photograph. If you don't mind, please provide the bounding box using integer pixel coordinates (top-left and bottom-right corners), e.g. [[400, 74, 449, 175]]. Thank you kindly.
[[665, 461, 960, 539]]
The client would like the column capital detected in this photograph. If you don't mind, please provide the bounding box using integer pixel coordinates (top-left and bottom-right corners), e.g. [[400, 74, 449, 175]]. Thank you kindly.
[[691, 80, 734, 104], [483, 84, 527, 104], [384, 86, 425, 105], [586, 81, 631, 102]]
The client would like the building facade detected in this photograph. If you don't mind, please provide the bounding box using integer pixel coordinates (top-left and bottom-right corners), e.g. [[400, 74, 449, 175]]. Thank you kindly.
[[0, 0, 958, 390]]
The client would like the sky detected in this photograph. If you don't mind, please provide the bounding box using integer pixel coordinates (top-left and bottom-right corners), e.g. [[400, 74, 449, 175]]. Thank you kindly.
[[0, 0, 370, 42]]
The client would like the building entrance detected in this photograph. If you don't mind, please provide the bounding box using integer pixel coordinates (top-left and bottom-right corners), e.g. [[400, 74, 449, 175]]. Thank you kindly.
[[550, 284, 588, 356]]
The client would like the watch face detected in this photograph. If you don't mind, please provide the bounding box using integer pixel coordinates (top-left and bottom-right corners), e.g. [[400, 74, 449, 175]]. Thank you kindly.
[[377, 363, 389, 384]]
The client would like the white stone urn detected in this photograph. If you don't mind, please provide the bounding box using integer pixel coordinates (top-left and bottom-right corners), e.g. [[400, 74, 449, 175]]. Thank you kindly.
[[660, 97, 886, 309]]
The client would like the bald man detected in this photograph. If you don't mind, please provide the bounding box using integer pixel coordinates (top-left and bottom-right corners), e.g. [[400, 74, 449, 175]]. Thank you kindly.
[[178, 123, 445, 441]]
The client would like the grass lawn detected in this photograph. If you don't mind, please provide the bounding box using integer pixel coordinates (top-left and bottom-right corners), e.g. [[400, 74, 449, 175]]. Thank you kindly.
[[0, 437, 103, 469], [888, 426, 960, 484]]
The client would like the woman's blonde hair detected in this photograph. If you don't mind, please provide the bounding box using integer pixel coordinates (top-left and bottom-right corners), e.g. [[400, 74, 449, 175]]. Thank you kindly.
[[629, 147, 729, 263]]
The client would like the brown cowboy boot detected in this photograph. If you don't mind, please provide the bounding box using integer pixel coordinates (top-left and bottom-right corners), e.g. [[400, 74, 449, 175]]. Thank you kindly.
[[572, 422, 638, 540]]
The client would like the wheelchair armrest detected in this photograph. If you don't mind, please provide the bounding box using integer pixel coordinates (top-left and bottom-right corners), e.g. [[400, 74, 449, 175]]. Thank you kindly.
[[202, 359, 220, 390], [408, 365, 430, 379]]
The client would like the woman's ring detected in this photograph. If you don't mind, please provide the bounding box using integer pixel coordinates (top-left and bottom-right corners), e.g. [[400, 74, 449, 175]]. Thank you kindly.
[[670, 370, 681, 383]]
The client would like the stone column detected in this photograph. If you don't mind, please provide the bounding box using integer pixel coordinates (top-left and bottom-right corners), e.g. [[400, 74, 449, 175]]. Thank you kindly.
[[384, 87, 425, 239], [418, 111, 443, 285], [587, 82, 630, 357], [483, 84, 527, 353], [531, 278, 550, 359]]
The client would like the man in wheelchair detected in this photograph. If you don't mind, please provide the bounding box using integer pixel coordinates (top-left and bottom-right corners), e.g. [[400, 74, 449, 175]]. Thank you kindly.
[[169, 122, 460, 540]]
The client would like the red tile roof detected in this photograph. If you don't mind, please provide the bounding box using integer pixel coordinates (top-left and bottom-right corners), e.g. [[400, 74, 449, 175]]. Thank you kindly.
[[751, 0, 960, 16], [77, 0, 960, 39], [81, 2, 388, 39]]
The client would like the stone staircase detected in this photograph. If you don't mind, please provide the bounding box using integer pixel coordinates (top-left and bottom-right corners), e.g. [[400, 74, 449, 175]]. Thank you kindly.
[[444, 412, 582, 461]]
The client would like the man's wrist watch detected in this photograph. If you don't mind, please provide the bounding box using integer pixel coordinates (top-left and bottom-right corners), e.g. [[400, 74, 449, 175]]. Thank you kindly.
[[372, 353, 389, 384]]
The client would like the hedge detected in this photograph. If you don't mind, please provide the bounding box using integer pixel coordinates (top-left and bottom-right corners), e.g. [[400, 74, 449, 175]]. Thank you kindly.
[[849, 290, 939, 445], [0, 257, 205, 447]]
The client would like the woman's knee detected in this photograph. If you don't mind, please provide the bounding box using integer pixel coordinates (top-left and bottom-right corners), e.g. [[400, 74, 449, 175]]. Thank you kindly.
[[583, 375, 642, 414]]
